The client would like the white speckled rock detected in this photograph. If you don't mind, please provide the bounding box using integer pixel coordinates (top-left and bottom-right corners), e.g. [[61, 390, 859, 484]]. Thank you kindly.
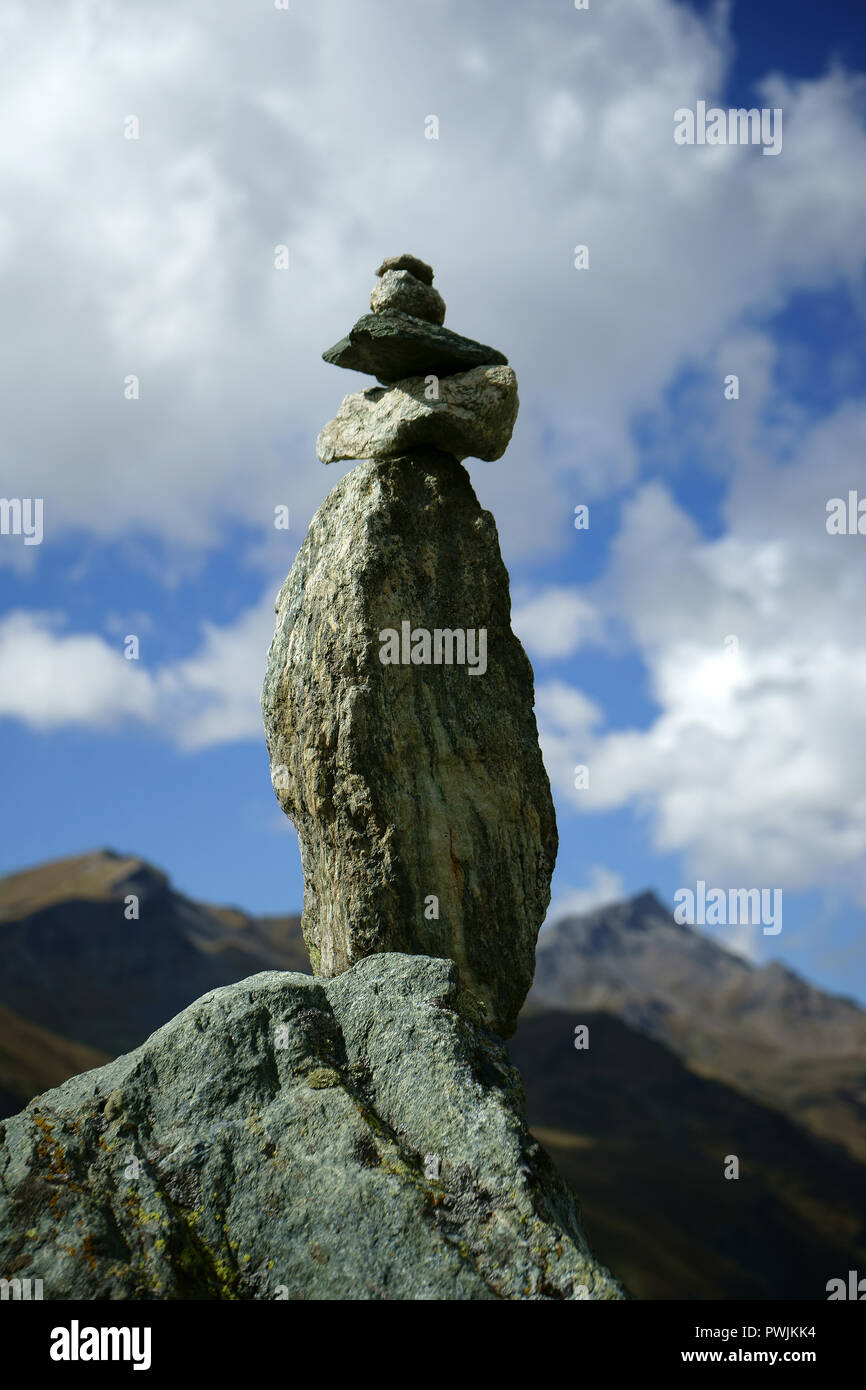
[[262, 450, 557, 1037], [317, 364, 518, 464], [370, 268, 446, 325]]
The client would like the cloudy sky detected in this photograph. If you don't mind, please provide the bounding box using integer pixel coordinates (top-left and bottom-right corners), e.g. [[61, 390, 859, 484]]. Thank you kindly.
[[2, 0, 866, 1001]]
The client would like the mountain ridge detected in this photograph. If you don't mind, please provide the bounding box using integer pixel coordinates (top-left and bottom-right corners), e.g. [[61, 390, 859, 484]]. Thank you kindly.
[[2, 850, 864, 1299], [530, 889, 866, 1163]]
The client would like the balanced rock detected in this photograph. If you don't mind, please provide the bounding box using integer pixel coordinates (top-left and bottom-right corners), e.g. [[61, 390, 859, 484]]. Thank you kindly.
[[0, 956, 624, 1299], [370, 268, 446, 325], [262, 450, 557, 1037], [322, 311, 507, 383], [375, 252, 434, 285], [317, 364, 518, 464]]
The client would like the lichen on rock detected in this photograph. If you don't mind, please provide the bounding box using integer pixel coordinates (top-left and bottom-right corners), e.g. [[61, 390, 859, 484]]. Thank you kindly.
[[0, 956, 625, 1300]]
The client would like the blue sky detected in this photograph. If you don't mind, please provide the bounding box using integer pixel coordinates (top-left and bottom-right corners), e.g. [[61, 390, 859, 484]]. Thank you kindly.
[[2, 0, 866, 1004]]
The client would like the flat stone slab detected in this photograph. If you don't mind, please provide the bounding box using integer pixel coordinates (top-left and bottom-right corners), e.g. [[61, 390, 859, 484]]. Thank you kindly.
[[322, 311, 508, 382], [317, 364, 519, 463]]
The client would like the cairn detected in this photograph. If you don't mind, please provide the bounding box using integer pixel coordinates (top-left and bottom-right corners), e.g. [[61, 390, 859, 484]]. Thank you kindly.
[[262, 255, 557, 1036]]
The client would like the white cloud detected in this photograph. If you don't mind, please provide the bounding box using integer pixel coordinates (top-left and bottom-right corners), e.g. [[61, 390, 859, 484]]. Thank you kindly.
[[545, 865, 627, 924], [512, 585, 601, 658], [0, 612, 158, 728], [165, 592, 279, 750], [0, 590, 280, 749], [534, 385, 866, 903], [0, 0, 864, 569]]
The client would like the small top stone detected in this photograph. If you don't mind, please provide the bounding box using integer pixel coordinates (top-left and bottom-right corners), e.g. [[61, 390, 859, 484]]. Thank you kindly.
[[370, 269, 446, 326], [375, 253, 434, 285]]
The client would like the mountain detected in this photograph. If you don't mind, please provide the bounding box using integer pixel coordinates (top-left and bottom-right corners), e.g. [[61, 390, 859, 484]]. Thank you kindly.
[[0, 1002, 110, 1120], [2, 853, 865, 1299], [511, 1009, 866, 1300], [0, 849, 304, 1111], [530, 891, 866, 1164]]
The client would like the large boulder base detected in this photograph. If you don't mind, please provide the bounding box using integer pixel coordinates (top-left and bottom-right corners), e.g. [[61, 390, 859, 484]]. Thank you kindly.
[[262, 450, 558, 1037], [0, 955, 625, 1300]]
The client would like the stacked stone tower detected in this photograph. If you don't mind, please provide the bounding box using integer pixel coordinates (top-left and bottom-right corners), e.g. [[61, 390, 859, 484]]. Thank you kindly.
[[262, 255, 557, 1036]]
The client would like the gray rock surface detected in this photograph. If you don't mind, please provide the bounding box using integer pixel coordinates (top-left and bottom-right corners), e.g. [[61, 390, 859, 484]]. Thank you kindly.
[[322, 311, 508, 382], [316, 364, 518, 464], [370, 269, 446, 325], [0, 955, 624, 1300], [375, 252, 434, 285], [262, 450, 557, 1037]]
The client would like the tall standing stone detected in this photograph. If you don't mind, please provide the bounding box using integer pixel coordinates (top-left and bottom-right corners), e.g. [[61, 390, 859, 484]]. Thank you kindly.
[[262, 260, 557, 1037]]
